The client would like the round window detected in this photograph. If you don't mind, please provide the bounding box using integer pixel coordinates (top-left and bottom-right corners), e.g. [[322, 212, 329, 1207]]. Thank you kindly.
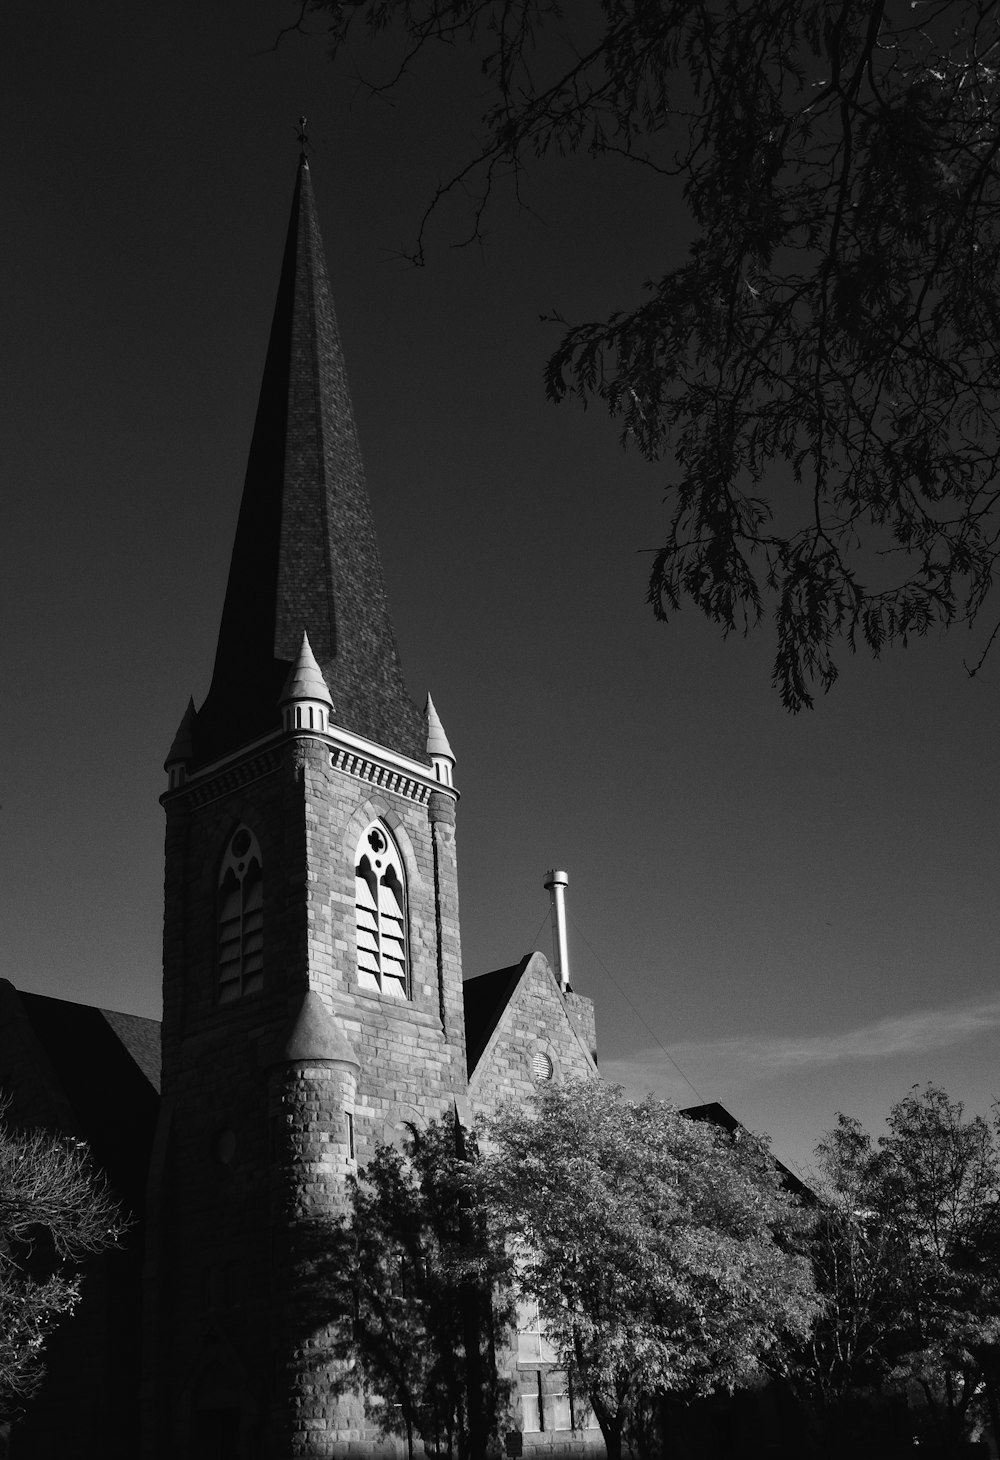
[[532, 1050, 554, 1082]]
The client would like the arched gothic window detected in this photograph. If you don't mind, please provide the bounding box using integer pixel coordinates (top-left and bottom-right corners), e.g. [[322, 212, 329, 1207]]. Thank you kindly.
[[218, 825, 263, 1002], [354, 821, 408, 999]]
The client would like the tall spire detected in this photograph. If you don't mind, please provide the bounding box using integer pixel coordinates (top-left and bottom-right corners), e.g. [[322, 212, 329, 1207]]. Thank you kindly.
[[194, 158, 425, 764]]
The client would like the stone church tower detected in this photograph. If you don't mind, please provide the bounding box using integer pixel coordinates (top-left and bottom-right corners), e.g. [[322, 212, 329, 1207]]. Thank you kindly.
[[143, 156, 469, 1458]]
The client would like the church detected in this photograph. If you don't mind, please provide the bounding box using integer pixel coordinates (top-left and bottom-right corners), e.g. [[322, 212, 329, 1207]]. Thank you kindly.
[[0, 155, 606, 1458]]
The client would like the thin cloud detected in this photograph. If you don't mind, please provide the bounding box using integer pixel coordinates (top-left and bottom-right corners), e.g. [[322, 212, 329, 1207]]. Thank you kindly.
[[601, 995, 1000, 1099]]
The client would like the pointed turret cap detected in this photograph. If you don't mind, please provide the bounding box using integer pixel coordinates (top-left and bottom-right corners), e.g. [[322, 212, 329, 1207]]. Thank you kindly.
[[164, 697, 196, 768], [279, 631, 334, 709], [269, 990, 360, 1068], [425, 693, 455, 761], [193, 158, 425, 765]]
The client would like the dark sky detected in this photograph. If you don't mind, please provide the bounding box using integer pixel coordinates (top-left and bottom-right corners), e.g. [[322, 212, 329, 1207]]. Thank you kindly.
[[4, 1, 1000, 1177]]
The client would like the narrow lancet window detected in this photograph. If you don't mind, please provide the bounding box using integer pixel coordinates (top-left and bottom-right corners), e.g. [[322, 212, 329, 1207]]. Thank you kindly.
[[354, 821, 408, 998], [218, 825, 264, 1001]]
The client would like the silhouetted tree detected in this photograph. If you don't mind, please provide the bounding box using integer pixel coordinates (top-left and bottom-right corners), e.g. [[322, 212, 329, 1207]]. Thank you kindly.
[[324, 1117, 513, 1459], [801, 1085, 1000, 1453], [0, 1108, 125, 1421], [299, 0, 1000, 708]]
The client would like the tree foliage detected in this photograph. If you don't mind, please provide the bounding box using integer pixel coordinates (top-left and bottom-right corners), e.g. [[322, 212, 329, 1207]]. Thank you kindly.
[[322, 1117, 513, 1459], [804, 1085, 1000, 1451], [0, 1108, 126, 1420], [304, 0, 1000, 708], [478, 1081, 818, 1460]]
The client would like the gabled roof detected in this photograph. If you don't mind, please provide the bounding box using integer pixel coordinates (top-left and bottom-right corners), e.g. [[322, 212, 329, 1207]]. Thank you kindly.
[[683, 1101, 814, 1201], [194, 158, 425, 765], [463, 952, 599, 1088], [0, 983, 160, 1211], [98, 1005, 162, 1092], [463, 958, 529, 1077]]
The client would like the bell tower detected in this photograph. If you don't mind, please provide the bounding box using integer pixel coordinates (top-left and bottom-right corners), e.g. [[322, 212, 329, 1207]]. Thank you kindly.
[[143, 157, 467, 1458]]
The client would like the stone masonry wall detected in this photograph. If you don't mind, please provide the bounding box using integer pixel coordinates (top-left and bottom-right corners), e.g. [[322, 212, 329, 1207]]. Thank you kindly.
[[468, 952, 597, 1119], [563, 992, 598, 1066], [149, 729, 469, 1458], [468, 956, 603, 1460], [301, 741, 468, 1168], [148, 741, 309, 1457]]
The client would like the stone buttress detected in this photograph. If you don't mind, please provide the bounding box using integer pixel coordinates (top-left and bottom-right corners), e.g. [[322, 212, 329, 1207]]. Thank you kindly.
[[143, 158, 467, 1459]]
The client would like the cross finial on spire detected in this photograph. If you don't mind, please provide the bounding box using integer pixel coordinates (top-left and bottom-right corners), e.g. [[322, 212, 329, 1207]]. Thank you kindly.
[[297, 115, 309, 159]]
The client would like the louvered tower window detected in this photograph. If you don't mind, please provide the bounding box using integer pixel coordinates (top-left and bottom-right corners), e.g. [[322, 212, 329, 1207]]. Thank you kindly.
[[354, 822, 408, 998], [218, 825, 264, 1002]]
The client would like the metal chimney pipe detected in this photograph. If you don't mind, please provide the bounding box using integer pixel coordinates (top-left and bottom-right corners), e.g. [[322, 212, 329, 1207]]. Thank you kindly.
[[543, 869, 570, 992]]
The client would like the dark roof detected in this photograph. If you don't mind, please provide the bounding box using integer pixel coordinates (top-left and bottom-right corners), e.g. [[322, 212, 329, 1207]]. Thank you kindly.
[[194, 158, 425, 765], [463, 957, 530, 1077], [682, 1101, 742, 1134], [99, 1006, 162, 1092], [16, 991, 160, 1211], [683, 1101, 814, 1202]]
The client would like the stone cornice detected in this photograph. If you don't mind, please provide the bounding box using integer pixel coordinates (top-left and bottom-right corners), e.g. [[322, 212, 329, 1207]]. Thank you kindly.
[[329, 745, 440, 807], [168, 744, 284, 808], [327, 720, 459, 807], [164, 722, 458, 811]]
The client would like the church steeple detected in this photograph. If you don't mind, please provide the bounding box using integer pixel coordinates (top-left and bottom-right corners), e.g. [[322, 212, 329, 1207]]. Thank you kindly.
[[194, 158, 425, 765], [150, 152, 467, 1460]]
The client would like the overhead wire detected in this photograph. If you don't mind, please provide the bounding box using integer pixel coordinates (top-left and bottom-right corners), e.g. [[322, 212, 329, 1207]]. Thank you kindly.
[[559, 911, 708, 1106]]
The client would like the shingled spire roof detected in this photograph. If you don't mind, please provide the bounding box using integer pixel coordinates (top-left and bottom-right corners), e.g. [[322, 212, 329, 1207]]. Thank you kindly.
[[194, 158, 425, 765]]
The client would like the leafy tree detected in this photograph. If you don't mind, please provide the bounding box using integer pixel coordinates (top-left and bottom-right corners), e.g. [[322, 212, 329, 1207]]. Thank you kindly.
[[0, 1108, 126, 1421], [795, 1114, 920, 1454], [477, 1081, 818, 1460], [804, 1086, 1000, 1452], [299, 0, 1000, 709], [322, 1117, 513, 1460]]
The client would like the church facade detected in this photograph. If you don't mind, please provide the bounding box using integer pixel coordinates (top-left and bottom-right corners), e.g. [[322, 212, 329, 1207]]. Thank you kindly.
[[0, 158, 601, 1458]]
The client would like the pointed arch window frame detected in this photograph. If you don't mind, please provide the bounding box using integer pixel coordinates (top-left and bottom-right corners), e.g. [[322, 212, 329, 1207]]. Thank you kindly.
[[217, 825, 264, 1002], [354, 820, 410, 1000]]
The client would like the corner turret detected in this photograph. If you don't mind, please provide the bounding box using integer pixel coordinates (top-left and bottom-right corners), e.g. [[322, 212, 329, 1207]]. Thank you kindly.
[[425, 693, 456, 789], [279, 631, 334, 734], [163, 698, 195, 790]]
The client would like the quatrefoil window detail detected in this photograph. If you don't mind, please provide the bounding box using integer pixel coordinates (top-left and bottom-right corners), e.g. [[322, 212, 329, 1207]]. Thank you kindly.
[[218, 825, 263, 1002], [354, 821, 408, 999]]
